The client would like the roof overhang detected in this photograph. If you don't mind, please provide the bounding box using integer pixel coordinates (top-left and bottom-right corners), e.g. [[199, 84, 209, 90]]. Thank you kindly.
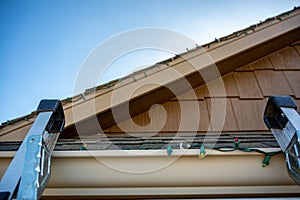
[[62, 11, 300, 137], [1, 11, 299, 140]]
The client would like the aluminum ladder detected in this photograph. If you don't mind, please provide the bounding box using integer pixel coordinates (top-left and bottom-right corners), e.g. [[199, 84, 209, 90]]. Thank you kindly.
[[264, 96, 300, 185], [0, 100, 65, 200]]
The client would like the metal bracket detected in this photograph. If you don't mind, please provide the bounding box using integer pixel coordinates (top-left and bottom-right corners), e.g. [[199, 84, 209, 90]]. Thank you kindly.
[[37, 99, 65, 133], [264, 96, 297, 130]]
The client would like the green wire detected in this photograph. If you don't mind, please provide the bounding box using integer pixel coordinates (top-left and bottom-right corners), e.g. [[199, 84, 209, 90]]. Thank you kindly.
[[120, 142, 282, 167]]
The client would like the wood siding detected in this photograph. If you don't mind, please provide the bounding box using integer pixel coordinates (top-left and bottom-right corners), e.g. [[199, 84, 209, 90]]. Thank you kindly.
[[105, 45, 300, 133]]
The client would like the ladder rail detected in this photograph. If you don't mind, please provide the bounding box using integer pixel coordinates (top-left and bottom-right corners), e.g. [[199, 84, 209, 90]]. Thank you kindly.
[[264, 96, 300, 185], [0, 100, 65, 200]]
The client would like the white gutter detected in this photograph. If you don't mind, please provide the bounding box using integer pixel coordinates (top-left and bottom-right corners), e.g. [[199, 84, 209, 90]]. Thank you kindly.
[[1, 149, 299, 197]]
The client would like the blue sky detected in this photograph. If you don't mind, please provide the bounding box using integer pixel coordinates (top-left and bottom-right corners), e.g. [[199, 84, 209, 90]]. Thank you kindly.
[[0, 0, 299, 123]]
